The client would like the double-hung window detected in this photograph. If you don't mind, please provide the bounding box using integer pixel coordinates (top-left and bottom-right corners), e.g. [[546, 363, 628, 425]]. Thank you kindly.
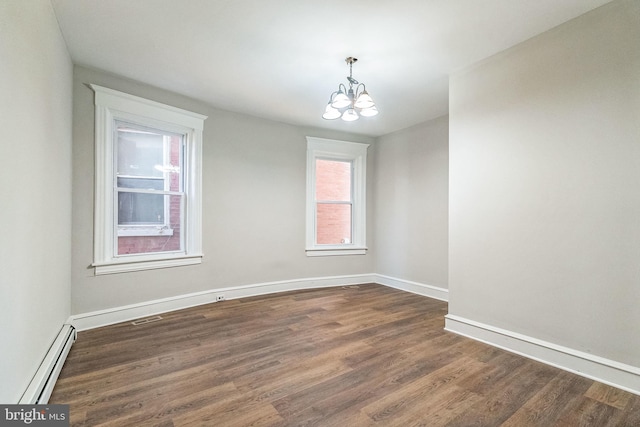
[[91, 85, 207, 275], [116, 121, 179, 237], [306, 137, 369, 256]]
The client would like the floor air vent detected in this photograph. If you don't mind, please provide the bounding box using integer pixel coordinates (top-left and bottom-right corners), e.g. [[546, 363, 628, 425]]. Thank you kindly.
[[131, 315, 163, 326]]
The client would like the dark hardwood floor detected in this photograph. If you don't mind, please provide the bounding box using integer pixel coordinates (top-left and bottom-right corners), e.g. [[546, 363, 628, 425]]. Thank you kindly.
[[50, 284, 640, 426]]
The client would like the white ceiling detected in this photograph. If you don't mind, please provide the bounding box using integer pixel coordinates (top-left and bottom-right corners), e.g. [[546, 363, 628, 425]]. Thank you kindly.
[[51, 0, 613, 137]]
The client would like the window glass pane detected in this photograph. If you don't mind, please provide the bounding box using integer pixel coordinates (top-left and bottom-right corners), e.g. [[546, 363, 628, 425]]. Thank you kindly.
[[118, 191, 164, 224], [118, 194, 183, 255], [117, 177, 163, 190], [116, 122, 164, 178], [316, 159, 351, 201], [316, 203, 352, 245]]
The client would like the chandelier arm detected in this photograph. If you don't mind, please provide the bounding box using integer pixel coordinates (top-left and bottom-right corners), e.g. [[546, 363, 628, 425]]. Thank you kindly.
[[327, 90, 338, 103], [355, 83, 366, 97]]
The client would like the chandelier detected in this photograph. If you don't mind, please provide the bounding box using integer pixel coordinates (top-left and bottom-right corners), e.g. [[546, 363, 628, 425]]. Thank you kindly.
[[322, 57, 379, 121]]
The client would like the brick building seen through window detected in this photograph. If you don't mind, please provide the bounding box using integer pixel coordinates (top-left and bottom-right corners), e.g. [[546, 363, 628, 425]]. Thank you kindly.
[[315, 159, 352, 245]]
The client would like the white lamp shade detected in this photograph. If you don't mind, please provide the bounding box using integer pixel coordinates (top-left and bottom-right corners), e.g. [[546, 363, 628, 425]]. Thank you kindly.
[[322, 104, 341, 120], [354, 91, 375, 109], [331, 91, 351, 109], [359, 106, 379, 117], [341, 108, 359, 122]]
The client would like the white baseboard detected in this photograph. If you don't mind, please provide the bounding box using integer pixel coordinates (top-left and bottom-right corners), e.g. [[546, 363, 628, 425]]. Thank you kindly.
[[20, 324, 76, 404], [445, 314, 640, 396], [61, 276, 640, 397], [68, 274, 377, 331], [374, 274, 448, 301]]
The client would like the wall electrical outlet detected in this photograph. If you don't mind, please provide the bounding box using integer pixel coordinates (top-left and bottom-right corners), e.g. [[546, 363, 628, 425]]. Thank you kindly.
[[216, 295, 226, 302]]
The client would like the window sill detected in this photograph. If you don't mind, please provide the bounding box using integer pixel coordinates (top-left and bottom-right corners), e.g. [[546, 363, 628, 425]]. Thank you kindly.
[[93, 254, 203, 275], [306, 247, 367, 257]]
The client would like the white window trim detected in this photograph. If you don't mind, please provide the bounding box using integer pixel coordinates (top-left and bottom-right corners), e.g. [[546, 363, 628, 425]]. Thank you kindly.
[[306, 136, 369, 256], [91, 84, 207, 275]]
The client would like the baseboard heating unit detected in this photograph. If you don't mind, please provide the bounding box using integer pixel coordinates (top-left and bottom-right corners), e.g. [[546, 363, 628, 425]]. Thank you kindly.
[[19, 324, 76, 404]]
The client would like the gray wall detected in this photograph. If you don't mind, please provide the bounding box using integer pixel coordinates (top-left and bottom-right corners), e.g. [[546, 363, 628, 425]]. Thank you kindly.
[[0, 1, 73, 402], [374, 116, 449, 288], [72, 66, 375, 314], [449, 0, 640, 367]]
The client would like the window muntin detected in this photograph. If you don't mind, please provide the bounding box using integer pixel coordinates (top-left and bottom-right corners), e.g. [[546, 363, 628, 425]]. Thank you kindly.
[[91, 84, 206, 274], [306, 137, 368, 256]]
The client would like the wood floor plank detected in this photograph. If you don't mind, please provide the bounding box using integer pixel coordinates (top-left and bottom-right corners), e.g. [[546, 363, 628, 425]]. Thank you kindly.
[[585, 382, 633, 410], [50, 284, 640, 426], [500, 371, 592, 427], [444, 359, 559, 426], [615, 394, 640, 426], [552, 397, 622, 427], [85, 382, 240, 427], [169, 390, 283, 427], [360, 356, 488, 423], [380, 385, 484, 427]]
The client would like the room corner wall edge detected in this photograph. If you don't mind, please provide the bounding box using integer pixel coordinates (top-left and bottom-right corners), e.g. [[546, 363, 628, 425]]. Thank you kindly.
[[19, 324, 76, 404], [445, 314, 640, 396]]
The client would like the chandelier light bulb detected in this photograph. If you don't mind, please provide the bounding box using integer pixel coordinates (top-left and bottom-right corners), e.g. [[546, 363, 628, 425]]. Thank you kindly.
[[341, 107, 359, 122], [322, 104, 341, 120], [359, 106, 379, 117], [354, 90, 375, 109], [331, 90, 351, 109]]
